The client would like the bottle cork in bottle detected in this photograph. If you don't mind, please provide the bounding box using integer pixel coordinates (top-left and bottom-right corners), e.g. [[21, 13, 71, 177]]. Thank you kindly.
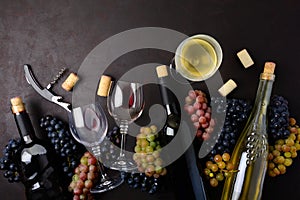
[[10, 97, 25, 114], [62, 73, 79, 91], [263, 62, 275, 74], [97, 75, 112, 97], [261, 62, 276, 80], [156, 65, 169, 78]]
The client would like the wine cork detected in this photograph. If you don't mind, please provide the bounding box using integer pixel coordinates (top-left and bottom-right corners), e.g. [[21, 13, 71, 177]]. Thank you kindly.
[[10, 97, 25, 113], [97, 75, 112, 97], [11, 97, 23, 106], [62, 73, 79, 91], [218, 79, 237, 97], [156, 65, 169, 78], [261, 62, 276, 80], [237, 49, 254, 68], [263, 62, 275, 74]]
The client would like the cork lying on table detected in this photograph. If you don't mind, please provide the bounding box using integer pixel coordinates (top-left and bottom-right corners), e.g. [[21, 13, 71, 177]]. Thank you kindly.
[[156, 65, 169, 78], [61, 73, 79, 91], [237, 49, 254, 68], [218, 79, 237, 97], [97, 75, 112, 97]]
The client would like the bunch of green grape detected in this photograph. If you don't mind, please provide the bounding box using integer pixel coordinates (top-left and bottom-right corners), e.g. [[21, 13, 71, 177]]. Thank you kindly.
[[133, 125, 167, 178], [203, 153, 234, 187], [268, 118, 300, 177]]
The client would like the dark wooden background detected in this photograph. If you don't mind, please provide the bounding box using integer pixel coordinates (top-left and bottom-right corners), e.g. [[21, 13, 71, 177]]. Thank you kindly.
[[1, 0, 300, 199]]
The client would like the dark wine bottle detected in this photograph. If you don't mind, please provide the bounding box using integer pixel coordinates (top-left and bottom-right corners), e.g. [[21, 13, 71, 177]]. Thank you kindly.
[[11, 97, 65, 200], [156, 65, 207, 200], [156, 65, 181, 142]]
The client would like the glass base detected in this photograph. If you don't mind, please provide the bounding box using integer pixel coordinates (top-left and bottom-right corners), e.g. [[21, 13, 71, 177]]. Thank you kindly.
[[90, 175, 124, 194], [110, 159, 137, 172]]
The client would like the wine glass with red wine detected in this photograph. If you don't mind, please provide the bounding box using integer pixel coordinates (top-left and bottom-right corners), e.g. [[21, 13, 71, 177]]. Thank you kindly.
[[107, 81, 145, 172]]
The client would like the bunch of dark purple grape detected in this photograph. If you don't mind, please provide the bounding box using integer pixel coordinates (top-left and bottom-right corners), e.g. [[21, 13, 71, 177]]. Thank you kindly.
[[268, 95, 290, 143], [39, 115, 85, 178], [0, 139, 23, 183], [207, 98, 252, 161], [121, 172, 162, 194]]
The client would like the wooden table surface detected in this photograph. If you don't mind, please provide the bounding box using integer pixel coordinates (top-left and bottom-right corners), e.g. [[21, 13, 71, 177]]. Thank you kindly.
[[1, 1, 300, 199]]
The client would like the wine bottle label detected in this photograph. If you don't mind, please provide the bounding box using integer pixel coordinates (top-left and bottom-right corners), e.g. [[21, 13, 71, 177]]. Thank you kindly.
[[21, 144, 47, 164]]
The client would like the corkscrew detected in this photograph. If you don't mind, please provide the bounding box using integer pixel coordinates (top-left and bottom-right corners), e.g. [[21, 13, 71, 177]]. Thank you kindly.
[[24, 64, 85, 150], [46, 67, 66, 89], [24, 64, 71, 112]]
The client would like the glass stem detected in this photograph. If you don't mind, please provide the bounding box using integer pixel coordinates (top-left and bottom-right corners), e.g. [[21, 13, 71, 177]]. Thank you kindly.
[[98, 161, 109, 182], [119, 120, 129, 159], [90, 146, 108, 181]]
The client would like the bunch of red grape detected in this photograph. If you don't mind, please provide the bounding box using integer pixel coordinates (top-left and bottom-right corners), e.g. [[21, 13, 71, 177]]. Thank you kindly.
[[203, 153, 234, 187], [68, 152, 99, 200], [268, 118, 300, 177], [184, 90, 215, 140]]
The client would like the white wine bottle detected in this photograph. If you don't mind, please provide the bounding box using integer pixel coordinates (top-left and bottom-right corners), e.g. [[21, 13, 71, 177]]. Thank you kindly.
[[221, 62, 276, 200]]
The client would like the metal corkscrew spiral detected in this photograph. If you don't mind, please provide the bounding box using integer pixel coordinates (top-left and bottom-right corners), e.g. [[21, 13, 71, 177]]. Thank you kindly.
[[46, 67, 66, 89]]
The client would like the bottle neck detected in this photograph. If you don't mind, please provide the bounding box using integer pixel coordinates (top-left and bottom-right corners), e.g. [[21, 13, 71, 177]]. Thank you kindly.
[[251, 73, 275, 119], [158, 76, 181, 116], [14, 111, 35, 144]]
